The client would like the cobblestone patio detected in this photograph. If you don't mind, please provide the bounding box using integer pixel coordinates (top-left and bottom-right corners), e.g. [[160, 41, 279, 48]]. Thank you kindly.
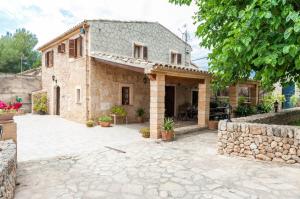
[[16, 131, 300, 199]]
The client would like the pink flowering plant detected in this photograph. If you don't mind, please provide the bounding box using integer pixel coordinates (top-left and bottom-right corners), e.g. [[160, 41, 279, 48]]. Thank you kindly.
[[0, 100, 22, 115]]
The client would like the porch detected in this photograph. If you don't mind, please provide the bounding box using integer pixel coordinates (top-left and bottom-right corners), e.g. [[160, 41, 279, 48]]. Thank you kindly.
[[146, 64, 211, 139]]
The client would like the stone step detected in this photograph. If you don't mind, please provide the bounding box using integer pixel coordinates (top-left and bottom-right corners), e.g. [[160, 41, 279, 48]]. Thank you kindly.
[[174, 125, 205, 135]]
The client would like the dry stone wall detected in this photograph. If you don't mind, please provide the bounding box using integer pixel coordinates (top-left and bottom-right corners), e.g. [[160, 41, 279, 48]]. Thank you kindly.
[[0, 140, 17, 199], [218, 108, 300, 164]]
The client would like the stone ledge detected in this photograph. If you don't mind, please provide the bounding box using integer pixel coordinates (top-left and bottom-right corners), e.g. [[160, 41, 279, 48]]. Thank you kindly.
[[0, 140, 17, 199], [218, 109, 300, 164]]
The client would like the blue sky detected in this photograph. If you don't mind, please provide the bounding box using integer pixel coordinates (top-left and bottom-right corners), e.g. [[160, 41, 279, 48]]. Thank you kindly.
[[0, 0, 210, 69]]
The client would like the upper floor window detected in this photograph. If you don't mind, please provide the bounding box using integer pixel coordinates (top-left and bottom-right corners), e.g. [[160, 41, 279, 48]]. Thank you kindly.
[[45, 50, 54, 67], [69, 36, 83, 58], [58, 43, 66, 53], [133, 44, 147, 60], [170, 52, 182, 65]]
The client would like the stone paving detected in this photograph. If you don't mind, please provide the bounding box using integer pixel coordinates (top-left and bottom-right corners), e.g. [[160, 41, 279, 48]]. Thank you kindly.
[[16, 131, 300, 199], [15, 114, 144, 161]]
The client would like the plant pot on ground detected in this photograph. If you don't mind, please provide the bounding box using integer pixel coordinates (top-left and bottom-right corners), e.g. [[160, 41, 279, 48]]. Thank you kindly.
[[136, 108, 145, 123], [161, 118, 175, 141], [208, 120, 219, 130], [139, 127, 150, 138], [0, 110, 16, 122], [98, 116, 112, 127], [86, 120, 94, 127]]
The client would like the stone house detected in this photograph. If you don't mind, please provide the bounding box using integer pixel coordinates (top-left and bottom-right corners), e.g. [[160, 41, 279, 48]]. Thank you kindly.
[[37, 19, 259, 138]]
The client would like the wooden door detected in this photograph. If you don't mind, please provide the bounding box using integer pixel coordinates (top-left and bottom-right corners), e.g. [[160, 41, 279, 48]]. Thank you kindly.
[[56, 86, 60, 115], [165, 86, 175, 117]]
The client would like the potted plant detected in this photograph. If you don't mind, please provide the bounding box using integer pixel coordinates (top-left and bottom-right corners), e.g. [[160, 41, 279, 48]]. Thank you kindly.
[[161, 118, 175, 141], [86, 120, 94, 127], [111, 105, 127, 124], [98, 116, 112, 127], [0, 100, 22, 122], [139, 127, 150, 138], [33, 94, 48, 115], [136, 108, 145, 123]]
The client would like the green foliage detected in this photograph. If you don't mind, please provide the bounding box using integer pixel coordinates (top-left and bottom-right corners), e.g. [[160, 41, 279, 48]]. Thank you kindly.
[[162, 118, 175, 131], [262, 93, 286, 111], [98, 116, 112, 122], [139, 127, 150, 138], [0, 28, 41, 73], [111, 106, 127, 116], [238, 96, 247, 105], [235, 104, 257, 117], [290, 94, 299, 107], [86, 120, 94, 127], [136, 108, 145, 117], [256, 103, 272, 113], [0, 109, 17, 115], [33, 93, 48, 114], [16, 96, 22, 102], [170, 0, 300, 88]]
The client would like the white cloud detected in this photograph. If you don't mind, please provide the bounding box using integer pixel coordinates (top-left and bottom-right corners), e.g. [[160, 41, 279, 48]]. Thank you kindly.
[[0, 0, 210, 68]]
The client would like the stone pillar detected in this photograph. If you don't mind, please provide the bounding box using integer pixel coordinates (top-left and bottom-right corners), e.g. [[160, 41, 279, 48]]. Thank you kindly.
[[250, 85, 259, 106], [150, 74, 165, 139], [229, 85, 238, 110], [198, 79, 210, 128]]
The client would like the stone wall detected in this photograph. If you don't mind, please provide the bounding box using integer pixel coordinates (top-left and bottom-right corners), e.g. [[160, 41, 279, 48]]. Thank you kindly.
[[0, 140, 17, 199], [218, 109, 300, 164], [41, 31, 88, 123], [89, 59, 150, 122], [0, 73, 41, 112], [89, 20, 192, 67]]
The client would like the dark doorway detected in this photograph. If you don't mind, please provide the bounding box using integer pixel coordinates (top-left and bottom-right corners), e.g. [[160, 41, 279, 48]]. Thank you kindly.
[[192, 90, 198, 107], [56, 86, 60, 115], [165, 86, 175, 117]]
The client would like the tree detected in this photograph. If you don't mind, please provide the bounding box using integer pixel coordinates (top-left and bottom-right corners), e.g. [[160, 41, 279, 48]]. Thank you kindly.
[[170, 0, 300, 88], [0, 29, 41, 73]]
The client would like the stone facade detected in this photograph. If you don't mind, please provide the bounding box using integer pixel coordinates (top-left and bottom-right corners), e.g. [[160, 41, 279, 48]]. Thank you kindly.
[[0, 140, 17, 199], [89, 59, 150, 122], [0, 73, 41, 112], [89, 20, 192, 67], [40, 20, 197, 123], [41, 30, 88, 122], [218, 108, 300, 164]]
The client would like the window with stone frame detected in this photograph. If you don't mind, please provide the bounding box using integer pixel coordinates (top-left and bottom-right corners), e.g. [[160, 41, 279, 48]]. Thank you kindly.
[[133, 44, 148, 60], [69, 36, 83, 58], [76, 88, 81, 104], [121, 87, 130, 105], [45, 50, 54, 67], [58, 43, 66, 53], [170, 52, 182, 65]]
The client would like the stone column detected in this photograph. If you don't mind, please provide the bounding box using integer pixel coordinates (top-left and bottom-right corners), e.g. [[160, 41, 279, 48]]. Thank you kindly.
[[198, 79, 210, 128], [250, 85, 259, 106], [229, 85, 238, 110], [150, 74, 165, 139]]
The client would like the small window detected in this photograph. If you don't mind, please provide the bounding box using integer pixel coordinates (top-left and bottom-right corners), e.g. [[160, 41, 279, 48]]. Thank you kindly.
[[133, 44, 147, 60], [122, 87, 130, 105], [69, 36, 83, 58], [45, 50, 54, 67], [76, 88, 81, 103], [58, 43, 65, 53], [170, 52, 182, 65]]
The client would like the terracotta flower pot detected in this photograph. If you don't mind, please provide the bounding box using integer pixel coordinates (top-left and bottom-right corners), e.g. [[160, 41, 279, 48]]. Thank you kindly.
[[0, 113, 14, 122], [137, 116, 144, 123], [161, 131, 174, 141], [208, 120, 219, 130], [100, 122, 111, 127]]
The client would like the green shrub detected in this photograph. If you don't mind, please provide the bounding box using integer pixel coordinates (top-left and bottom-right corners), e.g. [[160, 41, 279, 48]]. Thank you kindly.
[[98, 116, 112, 122], [136, 108, 145, 117], [235, 104, 256, 117], [139, 127, 150, 138], [162, 118, 175, 131], [33, 93, 48, 114], [290, 95, 299, 107], [111, 106, 127, 116], [86, 120, 94, 127], [261, 93, 285, 112], [256, 103, 272, 113]]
